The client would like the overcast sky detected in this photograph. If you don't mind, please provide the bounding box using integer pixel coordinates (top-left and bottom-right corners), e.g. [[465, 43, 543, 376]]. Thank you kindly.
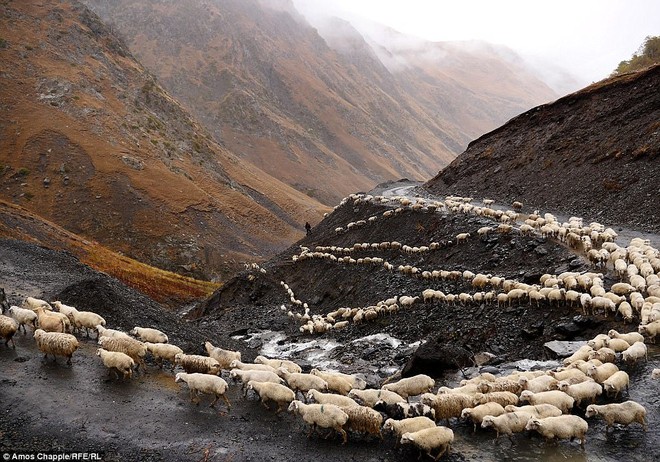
[[292, 0, 659, 92]]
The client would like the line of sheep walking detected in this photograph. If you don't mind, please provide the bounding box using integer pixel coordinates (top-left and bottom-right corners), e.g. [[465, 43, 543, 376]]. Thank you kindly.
[[277, 236, 659, 339]]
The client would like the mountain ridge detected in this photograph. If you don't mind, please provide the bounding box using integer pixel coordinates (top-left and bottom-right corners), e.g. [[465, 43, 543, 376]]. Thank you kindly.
[[83, 0, 558, 205], [425, 64, 660, 233], [0, 0, 327, 281]]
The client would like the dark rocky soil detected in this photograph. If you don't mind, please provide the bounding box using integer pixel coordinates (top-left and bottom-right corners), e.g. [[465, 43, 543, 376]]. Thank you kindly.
[[425, 65, 660, 234]]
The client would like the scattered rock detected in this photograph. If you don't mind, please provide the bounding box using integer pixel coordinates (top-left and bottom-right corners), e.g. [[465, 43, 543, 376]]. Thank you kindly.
[[521, 321, 544, 339], [121, 155, 144, 170], [473, 351, 497, 366], [554, 320, 583, 339], [569, 259, 583, 269], [535, 246, 548, 255], [402, 336, 473, 378], [543, 340, 588, 359]]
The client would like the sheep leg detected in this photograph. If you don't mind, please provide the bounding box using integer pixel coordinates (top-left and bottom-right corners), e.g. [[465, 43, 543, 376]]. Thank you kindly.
[[307, 424, 316, 439], [190, 390, 199, 405], [261, 399, 272, 411], [337, 427, 347, 445], [209, 394, 219, 408], [434, 444, 448, 461], [221, 394, 231, 409]]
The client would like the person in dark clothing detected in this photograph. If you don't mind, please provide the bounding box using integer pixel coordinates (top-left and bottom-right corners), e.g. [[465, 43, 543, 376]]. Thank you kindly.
[[305, 222, 312, 235]]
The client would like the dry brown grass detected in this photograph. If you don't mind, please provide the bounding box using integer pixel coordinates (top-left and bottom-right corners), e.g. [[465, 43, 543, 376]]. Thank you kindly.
[[80, 243, 220, 304], [0, 200, 220, 306]]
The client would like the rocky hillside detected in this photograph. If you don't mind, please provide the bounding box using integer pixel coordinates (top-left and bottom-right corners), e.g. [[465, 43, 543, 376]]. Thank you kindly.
[[82, 0, 557, 205], [0, 0, 328, 281], [193, 191, 626, 365], [426, 65, 660, 233]]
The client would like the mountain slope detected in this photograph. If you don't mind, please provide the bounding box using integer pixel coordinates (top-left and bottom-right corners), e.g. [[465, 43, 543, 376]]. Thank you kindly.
[[425, 65, 660, 233], [0, 0, 328, 281], [82, 0, 557, 205]]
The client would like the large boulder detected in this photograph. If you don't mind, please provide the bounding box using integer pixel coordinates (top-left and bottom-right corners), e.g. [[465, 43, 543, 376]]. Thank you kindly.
[[401, 336, 473, 378]]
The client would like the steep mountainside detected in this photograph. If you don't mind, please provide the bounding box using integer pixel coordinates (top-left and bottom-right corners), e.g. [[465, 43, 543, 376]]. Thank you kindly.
[[0, 0, 328, 281], [426, 65, 660, 233], [83, 0, 557, 205]]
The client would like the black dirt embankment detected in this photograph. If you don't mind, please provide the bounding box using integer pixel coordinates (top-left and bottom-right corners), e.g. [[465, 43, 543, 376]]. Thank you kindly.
[[425, 65, 660, 234], [0, 239, 210, 353], [197, 199, 622, 363]]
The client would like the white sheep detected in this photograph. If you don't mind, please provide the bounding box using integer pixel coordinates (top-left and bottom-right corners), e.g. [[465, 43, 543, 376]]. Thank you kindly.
[[306, 389, 359, 408], [70, 311, 106, 337], [175, 372, 230, 408], [585, 401, 647, 432], [519, 375, 558, 393], [621, 341, 648, 363], [481, 411, 534, 443], [254, 355, 301, 374], [229, 359, 276, 373], [548, 368, 588, 382], [287, 400, 348, 443], [278, 368, 328, 394], [585, 363, 619, 384], [383, 416, 436, 444], [349, 388, 405, 407], [246, 380, 296, 413], [562, 345, 594, 366], [652, 369, 660, 379], [96, 348, 134, 380], [131, 326, 168, 344], [204, 341, 241, 369], [144, 342, 183, 371], [99, 336, 148, 373], [588, 347, 616, 363], [401, 426, 454, 460], [309, 369, 353, 395], [230, 369, 283, 395], [525, 415, 588, 448], [51, 301, 79, 332], [604, 337, 630, 352], [455, 233, 470, 244], [420, 392, 473, 424], [608, 329, 644, 345], [503, 404, 563, 419], [472, 391, 519, 408], [519, 390, 574, 414], [0, 315, 19, 348], [7, 306, 38, 334], [603, 371, 629, 399], [461, 402, 506, 432], [33, 329, 79, 364], [557, 380, 602, 408], [24, 296, 52, 310], [381, 374, 435, 400], [96, 325, 132, 340], [310, 368, 367, 390], [638, 321, 660, 343]]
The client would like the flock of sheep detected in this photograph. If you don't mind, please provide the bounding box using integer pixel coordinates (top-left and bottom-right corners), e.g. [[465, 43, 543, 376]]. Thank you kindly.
[[1, 293, 656, 459], [0, 296, 451, 458], [272, 193, 660, 342], [2, 190, 660, 459]]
